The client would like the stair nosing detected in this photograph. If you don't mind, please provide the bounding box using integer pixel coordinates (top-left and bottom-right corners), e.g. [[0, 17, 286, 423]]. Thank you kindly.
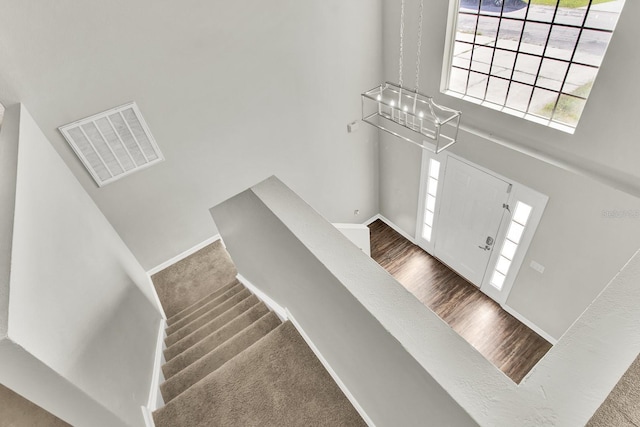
[[160, 311, 281, 403], [166, 279, 239, 325], [166, 283, 246, 333], [162, 301, 272, 379], [154, 321, 292, 423], [165, 289, 253, 347], [164, 296, 262, 358]]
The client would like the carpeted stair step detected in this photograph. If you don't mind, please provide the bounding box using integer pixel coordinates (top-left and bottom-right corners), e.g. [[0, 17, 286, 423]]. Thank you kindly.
[[164, 295, 260, 362], [153, 321, 365, 427], [162, 301, 270, 378], [166, 283, 245, 336], [167, 283, 246, 335], [166, 279, 240, 326], [165, 293, 261, 350], [160, 311, 282, 402], [165, 288, 251, 346]]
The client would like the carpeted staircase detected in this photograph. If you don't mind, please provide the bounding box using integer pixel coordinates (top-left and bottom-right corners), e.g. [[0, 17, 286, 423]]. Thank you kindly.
[[152, 278, 365, 427]]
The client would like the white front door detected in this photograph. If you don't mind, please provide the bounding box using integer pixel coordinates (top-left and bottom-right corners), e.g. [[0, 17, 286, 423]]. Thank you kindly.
[[434, 157, 510, 286]]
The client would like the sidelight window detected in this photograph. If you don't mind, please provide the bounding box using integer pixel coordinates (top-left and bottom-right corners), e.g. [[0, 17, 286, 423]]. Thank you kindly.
[[491, 201, 532, 290], [422, 158, 441, 242]]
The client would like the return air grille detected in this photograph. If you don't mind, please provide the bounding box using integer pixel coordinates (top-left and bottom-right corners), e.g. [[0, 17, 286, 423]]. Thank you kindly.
[[59, 102, 163, 187]]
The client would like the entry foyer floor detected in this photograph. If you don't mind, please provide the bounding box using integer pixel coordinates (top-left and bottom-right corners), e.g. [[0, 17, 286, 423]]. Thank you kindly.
[[368, 219, 552, 383]]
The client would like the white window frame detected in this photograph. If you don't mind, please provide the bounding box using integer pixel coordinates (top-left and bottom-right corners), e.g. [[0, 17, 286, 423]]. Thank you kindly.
[[415, 152, 447, 254], [441, 0, 622, 133], [481, 184, 548, 305]]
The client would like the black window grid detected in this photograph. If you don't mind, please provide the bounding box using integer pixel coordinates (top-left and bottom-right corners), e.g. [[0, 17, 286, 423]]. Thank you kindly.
[[450, 0, 612, 128]]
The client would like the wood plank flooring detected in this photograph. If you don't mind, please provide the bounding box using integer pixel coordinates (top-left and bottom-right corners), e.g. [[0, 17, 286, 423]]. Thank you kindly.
[[368, 219, 552, 384]]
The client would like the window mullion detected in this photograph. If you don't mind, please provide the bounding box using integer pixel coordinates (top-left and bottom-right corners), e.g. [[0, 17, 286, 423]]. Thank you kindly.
[[503, 1, 533, 108], [549, 0, 595, 121], [464, 0, 484, 96], [524, 1, 563, 117], [482, 1, 508, 101]]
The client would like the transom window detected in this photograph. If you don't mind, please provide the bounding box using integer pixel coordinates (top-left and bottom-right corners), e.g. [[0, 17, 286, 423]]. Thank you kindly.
[[444, 0, 625, 133]]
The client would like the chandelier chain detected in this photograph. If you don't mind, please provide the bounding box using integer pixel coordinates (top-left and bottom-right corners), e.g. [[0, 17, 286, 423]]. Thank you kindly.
[[415, 0, 424, 92], [398, 0, 405, 88]]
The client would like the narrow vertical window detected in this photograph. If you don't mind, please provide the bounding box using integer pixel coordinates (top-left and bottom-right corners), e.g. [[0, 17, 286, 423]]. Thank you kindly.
[[422, 158, 441, 242], [491, 201, 532, 290]]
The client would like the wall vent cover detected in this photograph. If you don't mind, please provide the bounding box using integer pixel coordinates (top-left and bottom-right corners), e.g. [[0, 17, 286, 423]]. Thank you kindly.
[[59, 102, 164, 187]]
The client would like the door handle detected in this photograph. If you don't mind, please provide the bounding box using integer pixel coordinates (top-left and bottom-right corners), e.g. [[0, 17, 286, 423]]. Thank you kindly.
[[478, 245, 491, 251]]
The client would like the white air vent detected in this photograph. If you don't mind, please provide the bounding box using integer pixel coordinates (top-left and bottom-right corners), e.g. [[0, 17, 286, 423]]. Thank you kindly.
[[59, 102, 164, 187]]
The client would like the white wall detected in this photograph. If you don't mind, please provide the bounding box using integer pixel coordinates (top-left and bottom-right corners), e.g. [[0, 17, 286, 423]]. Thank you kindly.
[[1, 105, 162, 426], [211, 177, 477, 427], [0, 104, 20, 339], [0, 340, 127, 427], [0, 0, 383, 270], [212, 176, 640, 427], [379, 0, 640, 340]]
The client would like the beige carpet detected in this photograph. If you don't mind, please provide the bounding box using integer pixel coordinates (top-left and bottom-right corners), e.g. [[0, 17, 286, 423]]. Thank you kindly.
[[588, 354, 640, 426], [154, 321, 365, 427], [152, 240, 237, 318], [151, 241, 365, 427], [0, 384, 70, 427]]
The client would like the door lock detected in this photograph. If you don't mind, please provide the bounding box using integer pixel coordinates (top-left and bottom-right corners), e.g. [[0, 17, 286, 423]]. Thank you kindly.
[[486, 236, 494, 246]]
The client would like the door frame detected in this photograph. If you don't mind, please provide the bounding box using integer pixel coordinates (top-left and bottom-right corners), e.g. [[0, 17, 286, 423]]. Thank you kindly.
[[415, 150, 549, 305]]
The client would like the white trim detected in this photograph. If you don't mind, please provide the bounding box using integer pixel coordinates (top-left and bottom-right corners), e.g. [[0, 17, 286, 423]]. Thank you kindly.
[[480, 186, 548, 304], [236, 274, 288, 321], [332, 222, 369, 230], [147, 280, 167, 320], [364, 214, 416, 244], [141, 406, 155, 427], [501, 303, 557, 345], [146, 318, 166, 411], [365, 209, 556, 346], [286, 309, 376, 427], [415, 151, 447, 254], [362, 213, 382, 226], [147, 234, 221, 276], [333, 223, 371, 256], [440, 0, 460, 94]]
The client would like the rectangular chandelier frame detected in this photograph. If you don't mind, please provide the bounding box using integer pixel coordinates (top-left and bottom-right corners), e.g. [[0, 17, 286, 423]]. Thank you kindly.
[[362, 82, 461, 153]]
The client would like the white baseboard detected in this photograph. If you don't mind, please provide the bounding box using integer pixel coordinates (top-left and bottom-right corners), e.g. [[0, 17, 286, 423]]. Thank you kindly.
[[147, 234, 221, 276], [286, 309, 376, 427], [145, 318, 166, 414], [366, 213, 553, 346], [147, 280, 167, 320], [236, 274, 288, 322], [141, 406, 155, 427], [501, 303, 558, 345], [362, 213, 381, 226], [363, 214, 417, 244]]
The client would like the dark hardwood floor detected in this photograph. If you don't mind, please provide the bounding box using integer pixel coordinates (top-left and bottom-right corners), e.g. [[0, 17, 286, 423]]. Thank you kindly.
[[368, 219, 552, 383]]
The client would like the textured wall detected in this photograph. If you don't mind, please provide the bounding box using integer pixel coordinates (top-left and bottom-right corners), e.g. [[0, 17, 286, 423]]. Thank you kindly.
[[212, 176, 640, 426], [211, 177, 477, 427]]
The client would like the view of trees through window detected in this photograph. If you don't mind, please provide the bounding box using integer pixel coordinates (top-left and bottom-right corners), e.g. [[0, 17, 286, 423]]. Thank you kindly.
[[445, 0, 625, 132]]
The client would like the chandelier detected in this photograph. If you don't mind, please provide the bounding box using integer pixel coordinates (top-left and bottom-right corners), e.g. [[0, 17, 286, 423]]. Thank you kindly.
[[361, 0, 461, 153]]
